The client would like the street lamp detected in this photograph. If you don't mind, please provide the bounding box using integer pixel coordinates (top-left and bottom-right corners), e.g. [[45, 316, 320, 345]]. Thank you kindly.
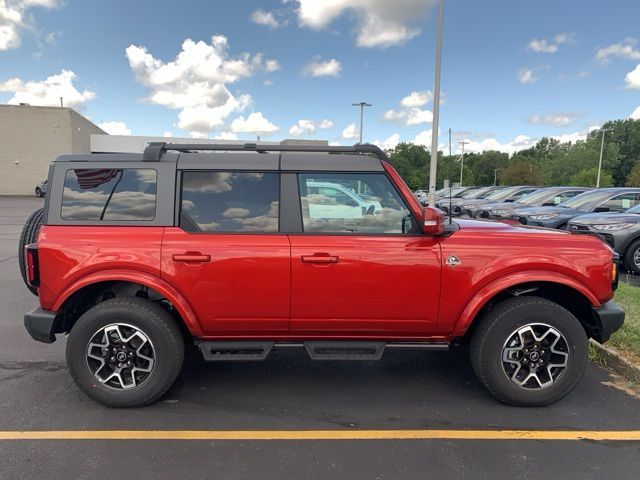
[[351, 102, 372, 144], [597, 128, 613, 188], [427, 0, 444, 207], [458, 141, 469, 186]]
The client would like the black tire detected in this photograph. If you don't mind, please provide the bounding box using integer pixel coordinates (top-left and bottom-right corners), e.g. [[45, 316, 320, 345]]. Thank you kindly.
[[66, 297, 184, 408], [35, 187, 42, 197], [18, 208, 44, 296], [623, 239, 640, 274], [470, 296, 587, 406]]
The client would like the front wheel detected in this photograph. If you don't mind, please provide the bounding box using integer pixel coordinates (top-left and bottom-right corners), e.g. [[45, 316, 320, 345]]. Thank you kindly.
[[35, 187, 42, 197], [66, 297, 184, 407], [470, 296, 587, 406], [623, 239, 640, 274]]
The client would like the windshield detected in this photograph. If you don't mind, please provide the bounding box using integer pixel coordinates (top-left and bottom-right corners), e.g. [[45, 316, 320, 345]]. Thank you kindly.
[[516, 189, 556, 205], [484, 186, 521, 201], [559, 190, 614, 210], [437, 186, 465, 197], [625, 204, 640, 214], [461, 187, 493, 199]]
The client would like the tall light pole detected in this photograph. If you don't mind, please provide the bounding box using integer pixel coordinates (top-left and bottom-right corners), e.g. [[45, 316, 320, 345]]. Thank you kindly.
[[352, 102, 372, 144], [494, 169, 498, 186], [427, 0, 444, 207], [458, 140, 469, 186], [597, 128, 613, 188]]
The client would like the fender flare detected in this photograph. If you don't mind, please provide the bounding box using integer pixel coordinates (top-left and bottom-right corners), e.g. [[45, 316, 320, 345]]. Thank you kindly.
[[52, 269, 204, 337], [451, 270, 600, 337]]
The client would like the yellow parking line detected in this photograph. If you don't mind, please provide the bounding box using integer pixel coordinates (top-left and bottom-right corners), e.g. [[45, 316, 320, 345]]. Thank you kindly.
[[0, 430, 639, 441]]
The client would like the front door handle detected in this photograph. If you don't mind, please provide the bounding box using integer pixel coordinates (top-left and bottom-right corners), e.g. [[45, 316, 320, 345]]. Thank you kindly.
[[172, 253, 211, 263], [300, 254, 339, 264]]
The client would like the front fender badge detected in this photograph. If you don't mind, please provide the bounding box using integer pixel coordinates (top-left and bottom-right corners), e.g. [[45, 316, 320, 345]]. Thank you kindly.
[[446, 254, 461, 268]]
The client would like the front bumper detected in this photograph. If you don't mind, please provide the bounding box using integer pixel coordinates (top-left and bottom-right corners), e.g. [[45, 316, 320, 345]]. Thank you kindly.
[[591, 301, 625, 343], [24, 307, 57, 343]]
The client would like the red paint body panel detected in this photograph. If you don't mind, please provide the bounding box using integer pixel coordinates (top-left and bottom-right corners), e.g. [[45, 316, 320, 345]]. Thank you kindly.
[[289, 235, 441, 335], [37, 226, 164, 311], [160, 227, 290, 335]]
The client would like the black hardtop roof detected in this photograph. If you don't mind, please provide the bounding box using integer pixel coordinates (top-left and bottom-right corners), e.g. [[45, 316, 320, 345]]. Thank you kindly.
[[54, 142, 388, 172]]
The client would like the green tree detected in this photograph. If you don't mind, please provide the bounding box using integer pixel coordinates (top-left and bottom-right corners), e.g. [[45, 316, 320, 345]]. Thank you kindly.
[[569, 167, 613, 187], [626, 161, 640, 186], [499, 162, 544, 185]]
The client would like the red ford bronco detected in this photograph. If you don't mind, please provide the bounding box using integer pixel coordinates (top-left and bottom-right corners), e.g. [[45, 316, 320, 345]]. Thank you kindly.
[[20, 142, 624, 407]]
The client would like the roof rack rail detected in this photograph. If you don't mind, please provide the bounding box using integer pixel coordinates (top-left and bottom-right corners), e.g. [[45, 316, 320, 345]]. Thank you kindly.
[[142, 142, 389, 162]]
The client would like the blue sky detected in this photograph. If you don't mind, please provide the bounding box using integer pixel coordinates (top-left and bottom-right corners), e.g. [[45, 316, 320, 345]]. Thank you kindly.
[[1, 0, 640, 154]]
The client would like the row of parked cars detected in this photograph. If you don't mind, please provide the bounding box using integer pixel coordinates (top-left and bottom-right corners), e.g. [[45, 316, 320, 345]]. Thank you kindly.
[[414, 185, 640, 274]]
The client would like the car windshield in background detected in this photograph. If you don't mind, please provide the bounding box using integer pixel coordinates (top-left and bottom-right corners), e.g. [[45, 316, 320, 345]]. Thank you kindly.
[[439, 187, 465, 196], [625, 204, 640, 214], [484, 186, 521, 201], [516, 189, 556, 205], [559, 190, 613, 210]]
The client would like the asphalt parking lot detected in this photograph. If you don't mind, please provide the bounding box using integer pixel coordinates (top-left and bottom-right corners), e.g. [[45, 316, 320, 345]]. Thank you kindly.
[[1, 196, 639, 479]]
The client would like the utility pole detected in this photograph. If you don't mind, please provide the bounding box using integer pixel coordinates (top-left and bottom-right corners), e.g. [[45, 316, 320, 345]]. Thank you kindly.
[[494, 169, 498, 186], [427, 0, 444, 207], [448, 128, 452, 157], [597, 128, 613, 188], [60, 97, 63, 108], [458, 140, 469, 186], [352, 102, 372, 144]]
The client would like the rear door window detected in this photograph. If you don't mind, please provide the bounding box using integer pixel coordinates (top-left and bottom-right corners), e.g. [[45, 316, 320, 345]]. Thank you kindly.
[[180, 171, 279, 232], [61, 168, 157, 220]]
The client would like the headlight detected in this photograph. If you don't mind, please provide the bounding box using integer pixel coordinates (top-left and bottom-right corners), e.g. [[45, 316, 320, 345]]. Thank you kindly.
[[490, 209, 511, 215], [528, 213, 559, 220], [592, 223, 634, 231], [461, 204, 475, 209]]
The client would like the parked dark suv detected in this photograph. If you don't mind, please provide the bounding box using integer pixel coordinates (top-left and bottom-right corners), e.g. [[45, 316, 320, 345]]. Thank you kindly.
[[512, 188, 640, 230], [569, 204, 640, 273], [19, 142, 623, 408]]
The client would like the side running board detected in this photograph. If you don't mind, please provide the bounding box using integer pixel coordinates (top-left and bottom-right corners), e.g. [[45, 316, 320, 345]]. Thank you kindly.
[[196, 340, 449, 362]]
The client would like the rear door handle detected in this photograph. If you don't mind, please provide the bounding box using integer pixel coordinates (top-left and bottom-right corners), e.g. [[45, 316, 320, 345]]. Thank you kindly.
[[300, 254, 339, 264], [172, 253, 211, 263]]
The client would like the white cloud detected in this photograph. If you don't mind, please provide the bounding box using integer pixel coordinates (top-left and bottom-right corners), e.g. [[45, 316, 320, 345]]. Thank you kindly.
[[342, 122, 358, 140], [265, 59, 280, 72], [382, 90, 434, 126], [97, 121, 131, 136], [518, 68, 537, 84], [0, 69, 96, 109], [163, 131, 173, 138], [250, 9, 286, 29], [382, 109, 406, 122], [412, 129, 433, 147], [406, 107, 433, 125], [595, 37, 640, 63], [125, 36, 279, 135], [400, 90, 433, 108], [455, 135, 538, 155], [631, 106, 640, 120], [0, 0, 62, 50], [624, 64, 640, 89], [373, 133, 400, 150], [295, 0, 436, 48], [288, 118, 333, 137], [526, 112, 578, 127], [230, 112, 278, 135], [527, 32, 574, 53], [214, 131, 238, 140], [301, 57, 341, 77]]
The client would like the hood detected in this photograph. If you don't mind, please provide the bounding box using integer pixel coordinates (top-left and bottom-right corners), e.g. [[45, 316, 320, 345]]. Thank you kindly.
[[511, 205, 579, 216], [570, 212, 640, 225], [457, 219, 568, 236], [481, 201, 518, 211]]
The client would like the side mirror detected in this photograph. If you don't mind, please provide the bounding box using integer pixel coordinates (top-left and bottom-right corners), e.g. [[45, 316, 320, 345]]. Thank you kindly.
[[422, 207, 445, 235], [593, 206, 610, 213]]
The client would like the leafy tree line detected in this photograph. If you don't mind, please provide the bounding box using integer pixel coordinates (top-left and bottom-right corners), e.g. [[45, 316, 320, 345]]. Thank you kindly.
[[386, 118, 640, 191]]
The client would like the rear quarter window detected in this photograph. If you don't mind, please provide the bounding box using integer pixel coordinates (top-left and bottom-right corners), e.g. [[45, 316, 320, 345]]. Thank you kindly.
[[61, 168, 157, 221]]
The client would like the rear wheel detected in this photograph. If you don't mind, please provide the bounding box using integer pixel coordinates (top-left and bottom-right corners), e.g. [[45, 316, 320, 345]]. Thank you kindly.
[[470, 296, 587, 406], [18, 208, 44, 295], [623, 239, 640, 274], [66, 297, 184, 407], [35, 187, 42, 197]]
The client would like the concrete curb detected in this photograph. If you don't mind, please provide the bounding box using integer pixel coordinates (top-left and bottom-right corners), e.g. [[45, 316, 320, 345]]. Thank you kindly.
[[590, 339, 640, 383]]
